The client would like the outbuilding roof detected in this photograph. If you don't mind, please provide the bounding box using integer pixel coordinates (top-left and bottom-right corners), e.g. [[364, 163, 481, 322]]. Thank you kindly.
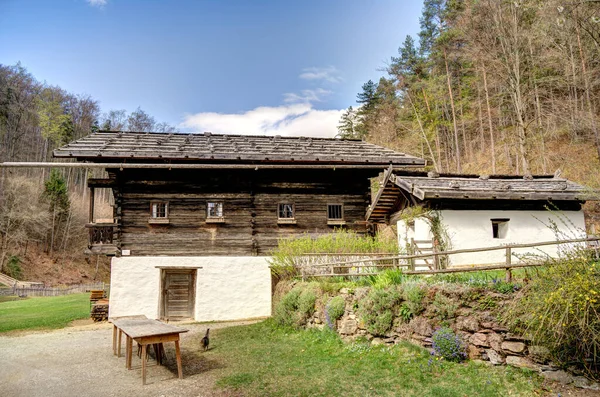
[[53, 131, 426, 167], [367, 169, 595, 222]]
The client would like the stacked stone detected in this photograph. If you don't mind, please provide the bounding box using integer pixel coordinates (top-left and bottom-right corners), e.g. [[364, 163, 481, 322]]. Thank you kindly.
[[303, 288, 599, 390]]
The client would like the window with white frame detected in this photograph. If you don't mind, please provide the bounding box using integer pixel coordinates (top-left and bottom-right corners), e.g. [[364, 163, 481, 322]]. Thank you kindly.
[[151, 202, 168, 218]]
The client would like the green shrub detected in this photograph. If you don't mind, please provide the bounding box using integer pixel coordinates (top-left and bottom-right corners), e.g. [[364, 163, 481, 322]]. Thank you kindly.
[[273, 285, 318, 328], [358, 287, 401, 335], [504, 253, 600, 378], [298, 289, 317, 318], [432, 293, 459, 320], [268, 230, 398, 278], [432, 327, 467, 362], [492, 280, 519, 294], [366, 269, 405, 289], [398, 303, 412, 322], [326, 296, 346, 328], [5, 255, 22, 280], [273, 289, 302, 327], [402, 282, 426, 316]]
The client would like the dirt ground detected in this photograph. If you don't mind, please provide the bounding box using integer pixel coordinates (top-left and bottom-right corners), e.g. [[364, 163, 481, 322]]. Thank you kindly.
[[0, 319, 255, 397]]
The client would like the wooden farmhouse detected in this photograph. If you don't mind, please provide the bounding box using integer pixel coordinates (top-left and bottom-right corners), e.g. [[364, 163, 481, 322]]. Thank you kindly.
[[368, 169, 595, 268], [53, 131, 425, 321]]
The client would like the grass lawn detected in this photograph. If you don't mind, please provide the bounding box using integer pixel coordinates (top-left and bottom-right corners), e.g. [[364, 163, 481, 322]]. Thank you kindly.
[[0, 293, 90, 333], [210, 321, 541, 397]]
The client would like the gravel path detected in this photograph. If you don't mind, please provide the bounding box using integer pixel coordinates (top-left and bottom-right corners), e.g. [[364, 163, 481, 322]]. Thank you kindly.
[[0, 320, 257, 397]]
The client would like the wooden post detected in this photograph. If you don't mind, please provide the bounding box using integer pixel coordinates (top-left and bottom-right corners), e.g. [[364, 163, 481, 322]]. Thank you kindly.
[[433, 241, 439, 270], [505, 247, 512, 282], [88, 187, 95, 223]]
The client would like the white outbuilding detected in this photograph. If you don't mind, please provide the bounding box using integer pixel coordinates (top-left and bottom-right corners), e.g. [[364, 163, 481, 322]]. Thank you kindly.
[[367, 169, 595, 268]]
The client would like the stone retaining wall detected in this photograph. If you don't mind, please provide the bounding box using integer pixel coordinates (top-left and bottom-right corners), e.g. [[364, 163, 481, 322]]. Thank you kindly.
[[299, 286, 598, 390]]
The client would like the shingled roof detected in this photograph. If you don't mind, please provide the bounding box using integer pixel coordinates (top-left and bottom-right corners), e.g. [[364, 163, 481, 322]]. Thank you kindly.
[[367, 170, 595, 222], [53, 131, 426, 167]]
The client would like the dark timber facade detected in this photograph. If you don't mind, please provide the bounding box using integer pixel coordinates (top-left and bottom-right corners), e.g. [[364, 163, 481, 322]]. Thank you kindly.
[[54, 131, 426, 257]]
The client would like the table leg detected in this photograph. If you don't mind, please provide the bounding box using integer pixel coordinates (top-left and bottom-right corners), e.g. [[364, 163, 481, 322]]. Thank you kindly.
[[141, 344, 147, 385], [117, 330, 122, 357], [127, 336, 133, 369], [152, 344, 160, 365], [112, 325, 117, 355], [175, 340, 183, 379]]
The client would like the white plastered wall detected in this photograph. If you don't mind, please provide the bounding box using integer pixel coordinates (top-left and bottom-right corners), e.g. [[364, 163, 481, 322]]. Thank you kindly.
[[397, 210, 586, 267], [109, 256, 272, 321]]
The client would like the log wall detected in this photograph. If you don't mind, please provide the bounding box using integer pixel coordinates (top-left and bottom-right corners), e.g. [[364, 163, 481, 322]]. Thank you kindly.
[[110, 169, 372, 256]]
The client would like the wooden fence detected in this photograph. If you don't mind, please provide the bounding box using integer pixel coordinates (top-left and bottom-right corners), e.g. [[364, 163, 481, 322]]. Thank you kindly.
[[294, 237, 600, 280], [0, 282, 108, 297]]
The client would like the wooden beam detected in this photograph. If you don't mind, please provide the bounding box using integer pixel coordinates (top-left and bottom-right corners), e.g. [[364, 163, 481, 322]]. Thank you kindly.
[[0, 162, 423, 170]]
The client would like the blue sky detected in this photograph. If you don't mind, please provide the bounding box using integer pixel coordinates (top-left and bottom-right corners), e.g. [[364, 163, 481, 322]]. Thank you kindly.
[[0, 0, 423, 137]]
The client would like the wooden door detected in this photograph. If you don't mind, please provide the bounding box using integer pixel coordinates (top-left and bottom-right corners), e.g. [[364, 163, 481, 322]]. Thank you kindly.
[[162, 270, 195, 320]]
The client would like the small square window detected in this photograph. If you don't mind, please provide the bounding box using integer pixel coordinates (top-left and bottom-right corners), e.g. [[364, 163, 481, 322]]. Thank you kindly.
[[491, 218, 509, 239], [327, 204, 343, 220], [149, 202, 169, 224], [151, 202, 168, 218], [278, 203, 294, 219], [207, 202, 223, 218]]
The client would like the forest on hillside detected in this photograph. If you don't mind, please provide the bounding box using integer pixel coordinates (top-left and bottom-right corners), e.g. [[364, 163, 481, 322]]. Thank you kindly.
[[0, 63, 177, 279], [339, 0, 600, 184]]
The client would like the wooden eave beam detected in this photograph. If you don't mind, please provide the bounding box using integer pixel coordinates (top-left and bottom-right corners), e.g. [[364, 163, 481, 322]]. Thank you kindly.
[[87, 178, 117, 188], [0, 162, 423, 170]]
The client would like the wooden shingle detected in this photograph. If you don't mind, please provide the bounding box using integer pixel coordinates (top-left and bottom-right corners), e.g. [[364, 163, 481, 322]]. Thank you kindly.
[[53, 131, 426, 167]]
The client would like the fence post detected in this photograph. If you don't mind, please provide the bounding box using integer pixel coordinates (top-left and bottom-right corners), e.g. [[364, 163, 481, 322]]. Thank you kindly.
[[505, 247, 512, 282]]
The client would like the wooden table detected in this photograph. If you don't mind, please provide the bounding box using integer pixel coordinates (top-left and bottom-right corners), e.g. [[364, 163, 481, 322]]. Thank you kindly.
[[110, 317, 188, 385]]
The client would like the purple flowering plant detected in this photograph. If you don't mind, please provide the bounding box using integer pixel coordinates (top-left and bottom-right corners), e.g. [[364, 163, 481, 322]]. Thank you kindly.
[[431, 327, 467, 362]]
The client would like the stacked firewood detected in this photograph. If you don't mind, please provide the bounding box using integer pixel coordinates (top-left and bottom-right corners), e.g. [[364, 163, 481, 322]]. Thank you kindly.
[[91, 298, 109, 322]]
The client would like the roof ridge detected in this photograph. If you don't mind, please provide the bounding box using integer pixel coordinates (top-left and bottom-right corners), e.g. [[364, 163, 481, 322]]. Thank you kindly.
[[95, 130, 364, 142]]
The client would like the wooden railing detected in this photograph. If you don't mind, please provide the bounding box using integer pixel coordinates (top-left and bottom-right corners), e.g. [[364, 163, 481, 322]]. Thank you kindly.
[[86, 223, 116, 245], [294, 237, 600, 280]]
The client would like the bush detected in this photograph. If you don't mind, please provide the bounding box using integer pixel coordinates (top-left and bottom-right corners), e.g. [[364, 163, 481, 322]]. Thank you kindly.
[[358, 287, 401, 335], [492, 280, 520, 294], [269, 230, 398, 278], [273, 289, 302, 327], [431, 327, 466, 362], [432, 293, 459, 320], [273, 285, 318, 328], [504, 253, 600, 378], [365, 269, 405, 289], [402, 282, 426, 316], [298, 289, 317, 318], [325, 296, 346, 329], [5, 255, 22, 280]]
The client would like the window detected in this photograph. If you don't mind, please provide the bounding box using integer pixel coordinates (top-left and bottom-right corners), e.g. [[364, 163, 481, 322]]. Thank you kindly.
[[278, 203, 296, 224], [207, 202, 223, 218], [206, 201, 224, 223], [278, 203, 294, 219], [491, 218, 509, 239], [149, 202, 169, 224], [327, 204, 345, 225]]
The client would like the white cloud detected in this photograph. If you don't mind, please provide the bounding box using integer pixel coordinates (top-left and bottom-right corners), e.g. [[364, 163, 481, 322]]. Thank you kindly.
[[180, 103, 344, 138], [299, 66, 342, 83], [87, 0, 107, 7], [283, 88, 332, 104]]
